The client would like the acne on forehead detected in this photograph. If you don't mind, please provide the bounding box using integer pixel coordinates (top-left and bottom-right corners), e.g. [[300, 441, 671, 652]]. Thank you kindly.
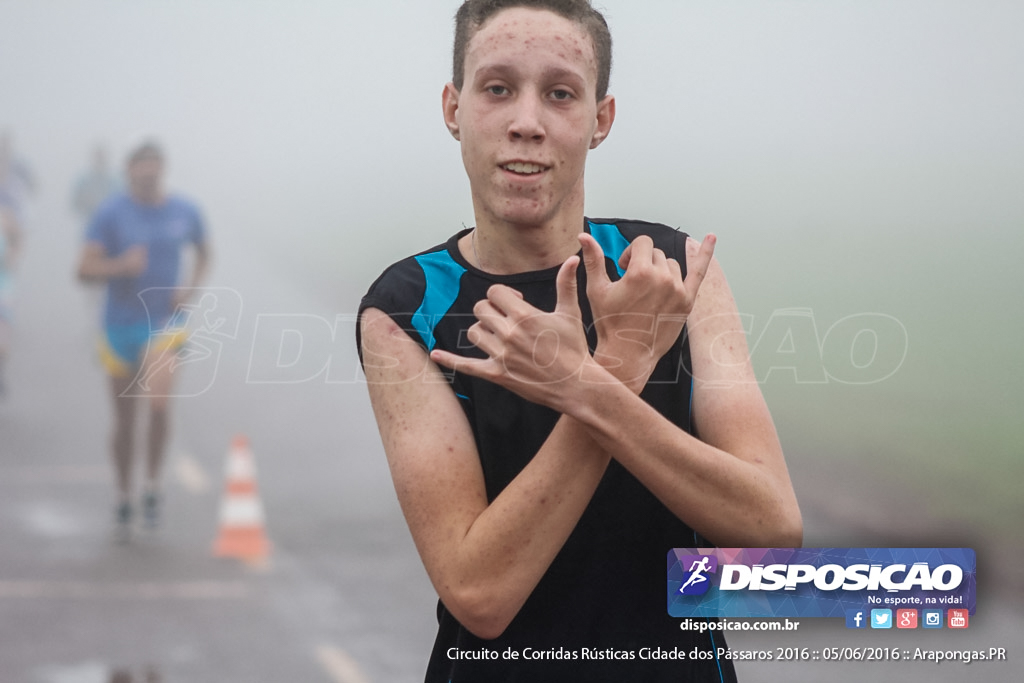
[[518, 33, 587, 63], [559, 34, 588, 63], [468, 10, 598, 81]]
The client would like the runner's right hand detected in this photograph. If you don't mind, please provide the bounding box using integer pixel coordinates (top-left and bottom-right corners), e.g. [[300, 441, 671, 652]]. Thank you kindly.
[[118, 245, 148, 278]]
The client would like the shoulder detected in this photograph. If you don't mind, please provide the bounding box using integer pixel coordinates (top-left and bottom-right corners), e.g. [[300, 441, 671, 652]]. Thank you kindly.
[[164, 194, 202, 218], [359, 236, 462, 316], [85, 193, 130, 239], [93, 192, 131, 218], [587, 217, 686, 240], [684, 243, 751, 385], [357, 235, 467, 362]]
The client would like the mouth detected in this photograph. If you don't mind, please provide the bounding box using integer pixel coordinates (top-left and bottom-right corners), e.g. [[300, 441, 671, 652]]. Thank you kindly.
[[500, 161, 549, 175]]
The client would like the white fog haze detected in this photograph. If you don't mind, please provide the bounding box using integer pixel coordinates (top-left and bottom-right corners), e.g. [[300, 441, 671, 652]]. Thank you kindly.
[[3, 0, 1021, 287], [1, 1, 1022, 680]]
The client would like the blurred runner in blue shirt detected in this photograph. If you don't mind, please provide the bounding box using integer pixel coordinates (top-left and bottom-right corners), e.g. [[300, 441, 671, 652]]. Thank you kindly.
[[77, 141, 210, 540]]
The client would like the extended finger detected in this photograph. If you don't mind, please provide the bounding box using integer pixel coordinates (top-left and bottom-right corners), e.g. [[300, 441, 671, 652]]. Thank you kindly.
[[554, 254, 582, 318], [578, 233, 611, 287], [684, 234, 717, 290], [429, 349, 495, 379]]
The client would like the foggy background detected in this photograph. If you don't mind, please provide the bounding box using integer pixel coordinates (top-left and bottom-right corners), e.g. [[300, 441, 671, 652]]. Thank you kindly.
[[1, 1, 1022, 681]]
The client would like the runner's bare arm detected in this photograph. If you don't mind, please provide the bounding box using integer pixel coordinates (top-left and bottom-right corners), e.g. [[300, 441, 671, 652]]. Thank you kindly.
[[183, 238, 210, 289], [361, 304, 613, 640], [76, 242, 146, 282], [173, 239, 211, 308], [582, 246, 802, 548]]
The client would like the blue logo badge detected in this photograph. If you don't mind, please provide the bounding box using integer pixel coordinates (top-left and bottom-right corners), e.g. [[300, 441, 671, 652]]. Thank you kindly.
[[922, 609, 944, 628], [678, 555, 718, 595]]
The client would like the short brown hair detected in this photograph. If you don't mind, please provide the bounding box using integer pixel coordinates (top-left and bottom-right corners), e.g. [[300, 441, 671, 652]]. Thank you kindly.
[[127, 140, 164, 166], [452, 0, 612, 100]]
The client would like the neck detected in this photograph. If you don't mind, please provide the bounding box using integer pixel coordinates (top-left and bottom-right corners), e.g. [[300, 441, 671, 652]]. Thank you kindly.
[[465, 182, 588, 273], [131, 188, 163, 206], [465, 216, 583, 274]]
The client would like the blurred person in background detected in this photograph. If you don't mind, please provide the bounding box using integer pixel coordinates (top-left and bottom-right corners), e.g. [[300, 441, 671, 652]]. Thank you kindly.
[[0, 197, 22, 396], [358, 1, 801, 680], [76, 141, 210, 541], [0, 130, 37, 225], [72, 143, 120, 226], [72, 143, 122, 323]]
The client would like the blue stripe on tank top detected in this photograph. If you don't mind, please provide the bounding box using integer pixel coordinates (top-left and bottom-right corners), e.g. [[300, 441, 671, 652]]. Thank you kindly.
[[411, 250, 467, 352], [587, 220, 629, 277], [708, 626, 725, 683]]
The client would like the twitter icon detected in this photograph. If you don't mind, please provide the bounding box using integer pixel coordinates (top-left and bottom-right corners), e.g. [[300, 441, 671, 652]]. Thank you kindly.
[[870, 609, 893, 629]]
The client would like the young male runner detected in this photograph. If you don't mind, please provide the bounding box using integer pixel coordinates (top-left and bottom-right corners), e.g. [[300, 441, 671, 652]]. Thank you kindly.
[[359, 2, 802, 680], [77, 142, 209, 539]]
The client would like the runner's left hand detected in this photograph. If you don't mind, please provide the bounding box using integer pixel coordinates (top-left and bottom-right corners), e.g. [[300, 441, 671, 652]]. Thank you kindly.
[[580, 232, 715, 389]]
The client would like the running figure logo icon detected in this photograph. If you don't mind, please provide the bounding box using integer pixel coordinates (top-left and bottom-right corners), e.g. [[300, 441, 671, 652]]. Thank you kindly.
[[678, 555, 718, 596], [129, 287, 243, 398]]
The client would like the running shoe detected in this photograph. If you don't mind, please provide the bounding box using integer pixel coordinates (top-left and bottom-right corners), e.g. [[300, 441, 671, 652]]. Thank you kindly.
[[115, 501, 132, 543], [142, 491, 161, 529]]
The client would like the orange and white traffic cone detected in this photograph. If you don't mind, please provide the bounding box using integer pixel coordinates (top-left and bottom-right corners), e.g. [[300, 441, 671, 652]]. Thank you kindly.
[[212, 435, 271, 561]]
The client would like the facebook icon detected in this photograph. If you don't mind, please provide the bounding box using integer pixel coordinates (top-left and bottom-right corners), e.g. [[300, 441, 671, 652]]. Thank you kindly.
[[845, 609, 867, 629]]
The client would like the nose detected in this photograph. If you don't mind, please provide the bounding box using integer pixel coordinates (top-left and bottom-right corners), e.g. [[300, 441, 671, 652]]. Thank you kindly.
[[508, 91, 545, 141]]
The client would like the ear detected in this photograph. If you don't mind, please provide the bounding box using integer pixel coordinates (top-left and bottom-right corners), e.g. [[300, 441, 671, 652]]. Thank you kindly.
[[442, 82, 461, 141], [589, 94, 616, 149]]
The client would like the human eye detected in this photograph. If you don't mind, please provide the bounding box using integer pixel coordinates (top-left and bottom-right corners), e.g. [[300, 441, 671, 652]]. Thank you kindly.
[[486, 84, 510, 96], [549, 88, 574, 101]]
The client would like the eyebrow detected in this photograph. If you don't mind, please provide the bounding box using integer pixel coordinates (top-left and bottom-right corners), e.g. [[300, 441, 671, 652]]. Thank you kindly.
[[472, 62, 589, 89]]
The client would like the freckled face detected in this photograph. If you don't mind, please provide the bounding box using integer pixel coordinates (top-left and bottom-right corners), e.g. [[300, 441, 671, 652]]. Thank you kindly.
[[446, 8, 612, 230]]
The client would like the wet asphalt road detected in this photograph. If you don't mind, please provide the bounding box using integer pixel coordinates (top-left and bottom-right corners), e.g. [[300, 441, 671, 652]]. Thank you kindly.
[[0, 214, 437, 682]]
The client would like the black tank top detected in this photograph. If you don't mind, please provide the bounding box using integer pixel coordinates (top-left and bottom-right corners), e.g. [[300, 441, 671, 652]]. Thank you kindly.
[[359, 218, 736, 683]]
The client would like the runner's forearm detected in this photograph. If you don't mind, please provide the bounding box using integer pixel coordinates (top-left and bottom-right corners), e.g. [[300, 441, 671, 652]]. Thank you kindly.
[[563, 368, 802, 548]]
